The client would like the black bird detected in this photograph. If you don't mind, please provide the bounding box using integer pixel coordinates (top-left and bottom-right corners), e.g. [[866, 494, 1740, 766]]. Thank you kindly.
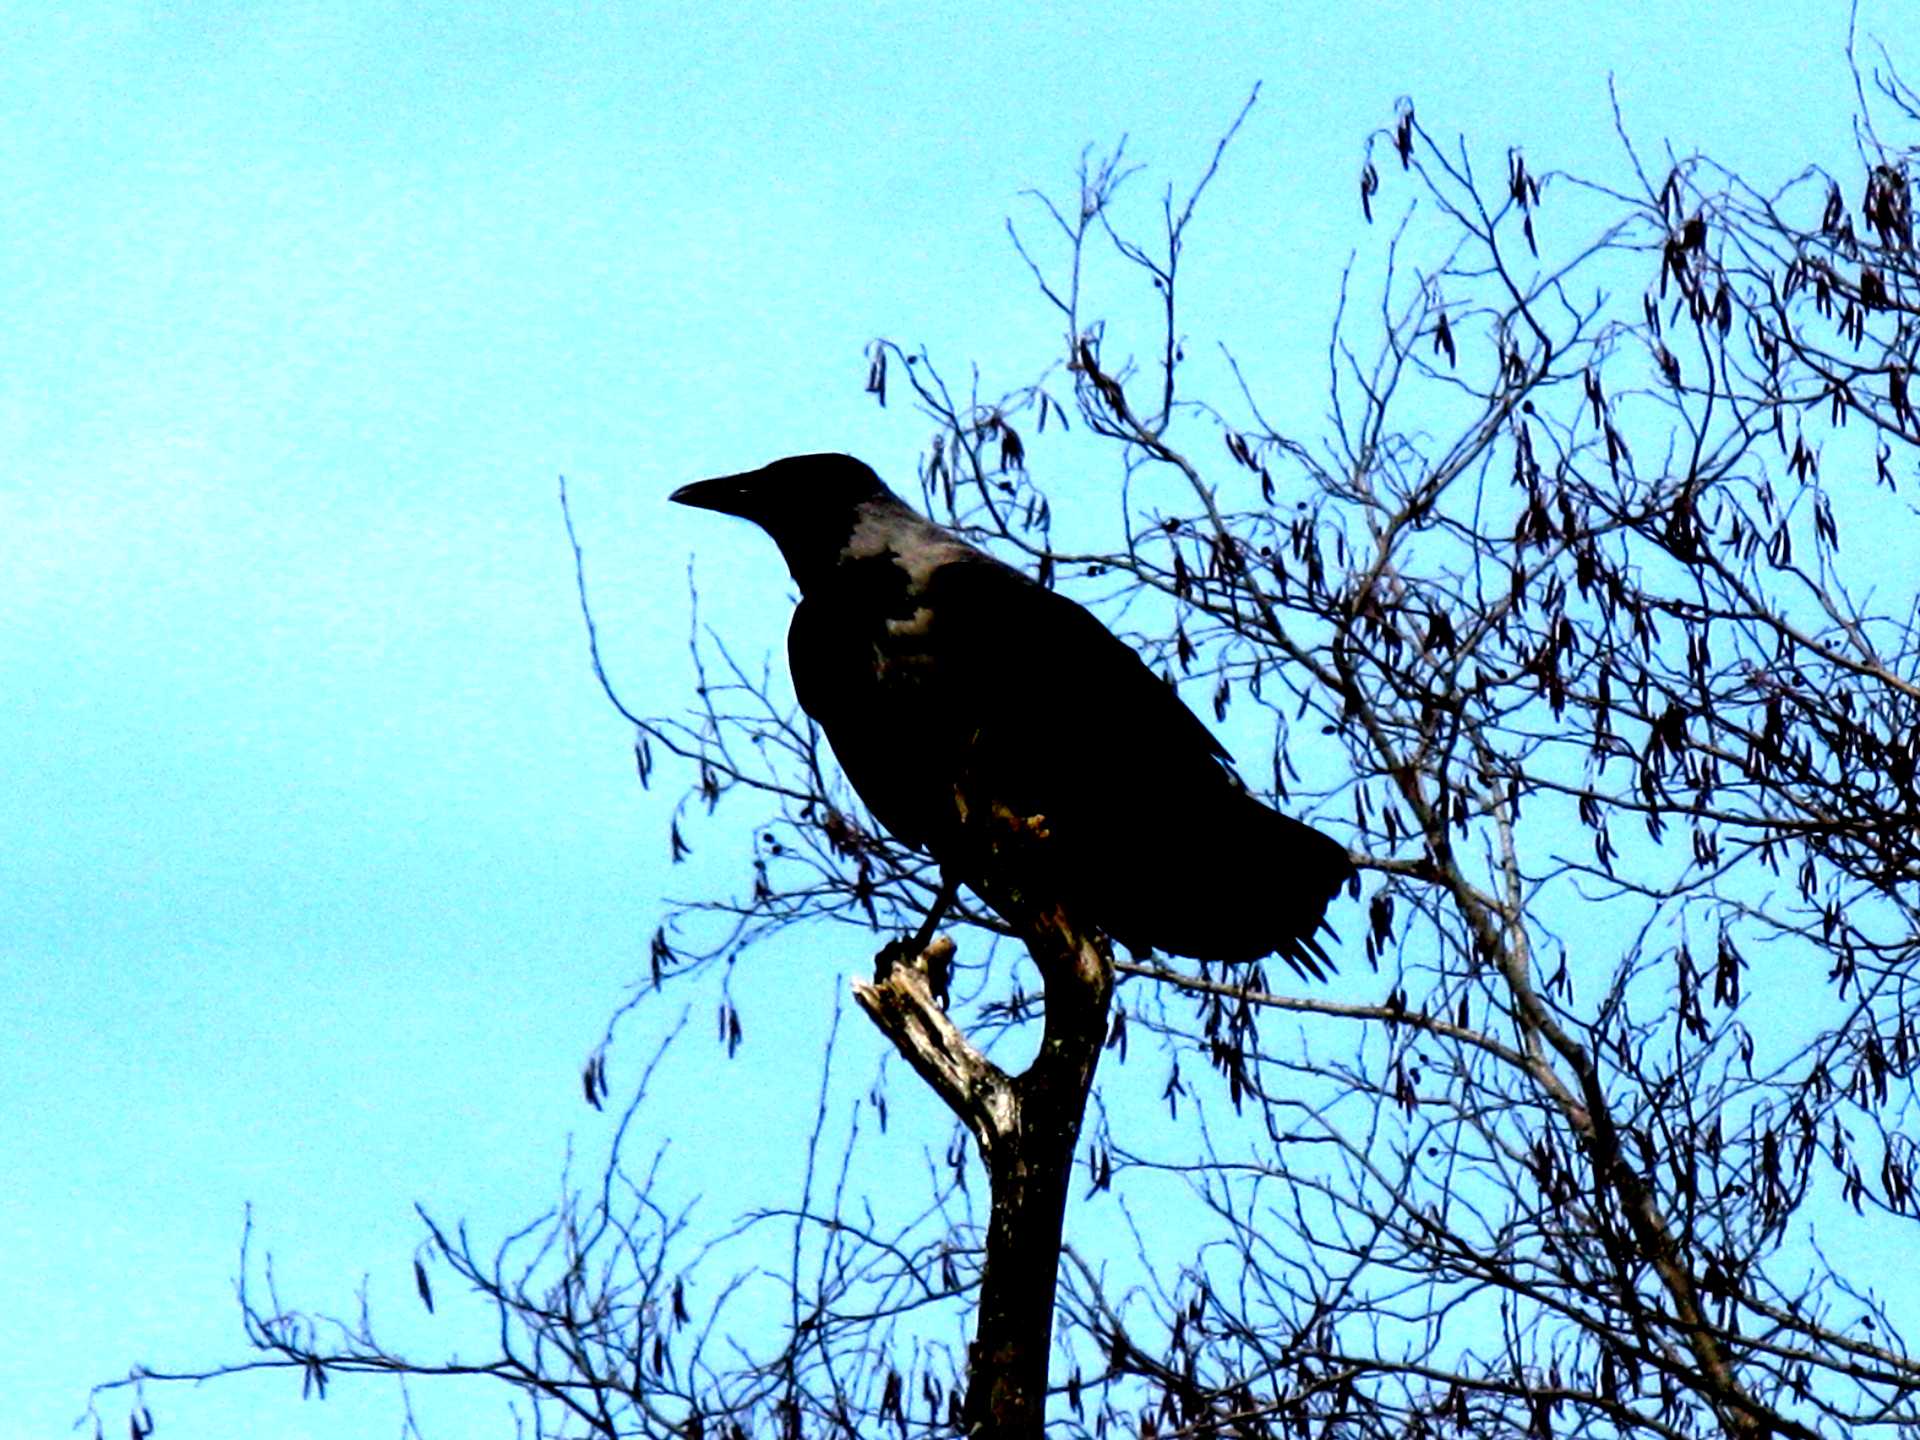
[[670, 454, 1353, 979]]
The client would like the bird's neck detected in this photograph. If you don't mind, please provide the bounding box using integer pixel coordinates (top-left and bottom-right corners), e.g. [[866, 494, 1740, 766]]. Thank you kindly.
[[780, 500, 961, 599]]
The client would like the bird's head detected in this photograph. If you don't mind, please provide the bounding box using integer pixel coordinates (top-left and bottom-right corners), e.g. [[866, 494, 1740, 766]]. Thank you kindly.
[[671, 454, 897, 587]]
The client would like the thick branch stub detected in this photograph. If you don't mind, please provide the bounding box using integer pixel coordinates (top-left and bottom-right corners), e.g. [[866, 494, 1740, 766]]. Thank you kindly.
[[851, 938, 1017, 1158], [855, 916, 1112, 1440]]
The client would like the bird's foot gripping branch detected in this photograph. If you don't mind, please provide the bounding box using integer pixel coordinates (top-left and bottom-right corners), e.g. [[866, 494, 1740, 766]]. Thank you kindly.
[[872, 930, 955, 1006], [853, 910, 1112, 1440]]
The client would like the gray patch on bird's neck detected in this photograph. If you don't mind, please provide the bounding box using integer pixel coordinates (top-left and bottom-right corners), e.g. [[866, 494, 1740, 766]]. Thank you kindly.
[[841, 500, 979, 590]]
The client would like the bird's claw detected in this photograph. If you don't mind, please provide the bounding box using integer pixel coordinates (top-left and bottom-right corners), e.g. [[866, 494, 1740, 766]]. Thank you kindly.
[[873, 936, 917, 981], [872, 933, 955, 1009]]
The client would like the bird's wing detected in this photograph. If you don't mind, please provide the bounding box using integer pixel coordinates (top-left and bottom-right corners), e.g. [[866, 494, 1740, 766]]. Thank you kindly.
[[928, 554, 1352, 977], [925, 554, 1232, 775]]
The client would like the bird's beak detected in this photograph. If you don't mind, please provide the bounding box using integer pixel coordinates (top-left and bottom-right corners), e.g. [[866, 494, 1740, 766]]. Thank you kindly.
[[669, 473, 756, 516]]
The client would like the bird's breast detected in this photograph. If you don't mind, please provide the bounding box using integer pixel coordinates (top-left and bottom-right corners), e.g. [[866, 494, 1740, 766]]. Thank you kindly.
[[787, 581, 970, 852], [870, 600, 947, 685]]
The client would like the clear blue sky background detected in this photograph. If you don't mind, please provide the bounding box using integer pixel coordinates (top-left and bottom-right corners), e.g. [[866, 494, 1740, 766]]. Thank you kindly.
[[5, 3, 1895, 1436]]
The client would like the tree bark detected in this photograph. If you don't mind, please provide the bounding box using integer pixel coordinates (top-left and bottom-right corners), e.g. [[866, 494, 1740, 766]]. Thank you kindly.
[[852, 907, 1112, 1439]]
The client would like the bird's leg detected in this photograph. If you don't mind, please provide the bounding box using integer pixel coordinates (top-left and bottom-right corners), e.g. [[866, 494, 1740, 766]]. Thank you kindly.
[[910, 870, 959, 952], [874, 871, 960, 1005]]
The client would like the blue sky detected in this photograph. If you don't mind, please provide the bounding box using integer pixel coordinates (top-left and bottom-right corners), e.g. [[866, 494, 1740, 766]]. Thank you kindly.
[[4, 3, 1895, 1435]]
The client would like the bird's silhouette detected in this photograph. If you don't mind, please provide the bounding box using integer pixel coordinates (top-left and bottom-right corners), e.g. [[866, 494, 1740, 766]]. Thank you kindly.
[[671, 453, 1352, 979]]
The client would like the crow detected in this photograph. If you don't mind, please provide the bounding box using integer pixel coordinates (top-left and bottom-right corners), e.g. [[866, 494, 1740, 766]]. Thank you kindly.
[[670, 453, 1353, 980]]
